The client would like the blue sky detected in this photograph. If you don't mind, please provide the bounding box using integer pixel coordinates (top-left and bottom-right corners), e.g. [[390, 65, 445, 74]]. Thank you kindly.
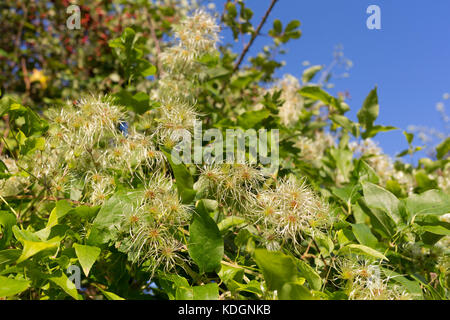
[[212, 0, 450, 160]]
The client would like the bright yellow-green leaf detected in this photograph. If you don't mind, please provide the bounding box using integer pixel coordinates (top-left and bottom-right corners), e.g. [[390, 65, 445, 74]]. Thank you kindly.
[[340, 244, 388, 261], [49, 272, 82, 300], [73, 243, 101, 276], [16, 238, 59, 264], [0, 276, 30, 297]]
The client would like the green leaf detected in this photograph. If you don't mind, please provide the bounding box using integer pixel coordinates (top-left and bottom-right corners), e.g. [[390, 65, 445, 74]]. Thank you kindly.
[[340, 244, 388, 260], [16, 238, 60, 264], [404, 131, 414, 145], [88, 189, 142, 246], [237, 109, 271, 129], [102, 290, 125, 300], [337, 229, 356, 246], [218, 263, 244, 290], [12, 225, 40, 242], [331, 184, 361, 204], [351, 223, 378, 249], [140, 63, 156, 77], [279, 282, 313, 300], [314, 233, 335, 256], [357, 87, 379, 130], [205, 66, 231, 79], [162, 149, 196, 204], [49, 271, 82, 300], [272, 19, 282, 34], [296, 260, 322, 291], [406, 189, 450, 218], [362, 181, 402, 226], [159, 274, 190, 300], [188, 200, 224, 273], [174, 282, 219, 300], [67, 205, 101, 221], [0, 249, 21, 268], [418, 225, 450, 236], [414, 170, 438, 192], [381, 268, 423, 299], [329, 114, 359, 136], [0, 211, 16, 249], [20, 136, 45, 155], [436, 137, 450, 159], [93, 284, 125, 300], [192, 283, 219, 300], [330, 148, 353, 182], [385, 180, 405, 198], [0, 276, 30, 297], [362, 125, 397, 139], [46, 200, 73, 230], [113, 90, 151, 114], [299, 86, 346, 113], [253, 249, 298, 291], [73, 244, 101, 276], [0, 160, 11, 179], [7, 103, 48, 136], [13, 226, 60, 263], [217, 216, 246, 233], [353, 160, 380, 184], [302, 65, 323, 83], [285, 20, 301, 32]]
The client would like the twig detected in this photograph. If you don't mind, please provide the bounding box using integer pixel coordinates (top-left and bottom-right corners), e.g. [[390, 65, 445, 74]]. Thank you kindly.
[[311, 237, 329, 268], [14, 3, 27, 59], [0, 194, 19, 219], [311, 237, 331, 285], [232, 0, 279, 73], [148, 17, 162, 79], [21, 57, 31, 95]]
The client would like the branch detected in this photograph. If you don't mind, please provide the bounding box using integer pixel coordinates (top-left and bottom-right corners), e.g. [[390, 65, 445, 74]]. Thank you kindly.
[[20, 57, 31, 95], [149, 17, 162, 79], [233, 0, 279, 73]]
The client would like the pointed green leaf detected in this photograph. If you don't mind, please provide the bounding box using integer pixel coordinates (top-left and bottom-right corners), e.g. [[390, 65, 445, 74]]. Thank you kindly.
[[16, 238, 59, 264], [279, 282, 313, 300], [88, 189, 142, 246], [73, 244, 101, 276], [302, 65, 322, 83], [0, 211, 16, 248], [351, 223, 378, 248], [296, 260, 322, 291], [0, 276, 30, 297], [49, 271, 82, 300], [162, 149, 196, 204], [362, 181, 402, 225], [357, 87, 379, 129], [254, 249, 298, 291], [340, 244, 388, 261], [188, 200, 223, 273], [436, 137, 450, 160]]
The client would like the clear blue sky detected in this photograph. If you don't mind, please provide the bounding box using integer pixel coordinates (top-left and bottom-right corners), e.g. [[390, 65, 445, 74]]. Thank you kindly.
[[212, 0, 450, 160]]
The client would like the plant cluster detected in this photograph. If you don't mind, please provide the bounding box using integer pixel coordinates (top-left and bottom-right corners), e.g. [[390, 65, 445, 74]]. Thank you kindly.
[[0, 1, 448, 300]]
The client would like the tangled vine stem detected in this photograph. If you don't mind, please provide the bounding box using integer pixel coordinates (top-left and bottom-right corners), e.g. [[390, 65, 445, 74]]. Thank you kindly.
[[232, 0, 279, 73]]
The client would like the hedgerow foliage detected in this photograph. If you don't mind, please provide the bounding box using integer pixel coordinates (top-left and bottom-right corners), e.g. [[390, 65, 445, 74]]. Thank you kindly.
[[0, 1, 449, 300]]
